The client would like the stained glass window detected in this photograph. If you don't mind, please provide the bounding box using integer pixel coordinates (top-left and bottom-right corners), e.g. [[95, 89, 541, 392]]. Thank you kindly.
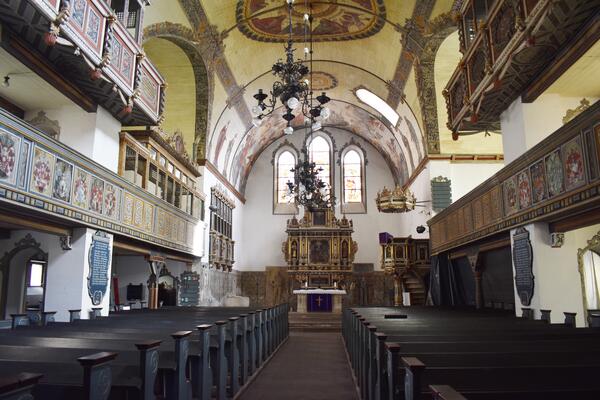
[[343, 150, 362, 203], [308, 136, 331, 192], [277, 150, 296, 204]]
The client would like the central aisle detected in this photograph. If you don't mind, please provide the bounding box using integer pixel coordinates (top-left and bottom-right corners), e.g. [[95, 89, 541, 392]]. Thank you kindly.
[[238, 331, 359, 400]]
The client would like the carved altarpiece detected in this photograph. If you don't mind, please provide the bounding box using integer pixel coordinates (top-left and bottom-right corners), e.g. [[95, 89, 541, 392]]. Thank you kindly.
[[282, 207, 357, 289]]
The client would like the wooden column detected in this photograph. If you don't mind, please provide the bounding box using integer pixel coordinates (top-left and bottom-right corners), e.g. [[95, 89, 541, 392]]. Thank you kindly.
[[466, 247, 483, 309]]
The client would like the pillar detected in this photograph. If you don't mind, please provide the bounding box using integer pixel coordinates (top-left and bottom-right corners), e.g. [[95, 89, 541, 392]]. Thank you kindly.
[[44, 228, 114, 321]]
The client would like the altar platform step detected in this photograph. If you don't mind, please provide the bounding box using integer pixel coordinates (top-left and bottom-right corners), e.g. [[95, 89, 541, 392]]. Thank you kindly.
[[289, 312, 342, 332]]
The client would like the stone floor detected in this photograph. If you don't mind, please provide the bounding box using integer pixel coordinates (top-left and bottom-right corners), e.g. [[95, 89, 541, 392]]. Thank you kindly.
[[238, 322, 358, 400]]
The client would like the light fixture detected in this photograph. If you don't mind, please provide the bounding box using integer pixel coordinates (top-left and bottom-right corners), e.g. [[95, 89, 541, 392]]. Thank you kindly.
[[286, 146, 336, 211], [283, 126, 294, 135], [2, 76, 9, 88], [252, 0, 331, 132], [375, 186, 429, 213]]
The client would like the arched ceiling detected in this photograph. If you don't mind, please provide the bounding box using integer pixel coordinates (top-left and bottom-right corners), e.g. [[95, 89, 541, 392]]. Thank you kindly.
[[143, 0, 459, 194]]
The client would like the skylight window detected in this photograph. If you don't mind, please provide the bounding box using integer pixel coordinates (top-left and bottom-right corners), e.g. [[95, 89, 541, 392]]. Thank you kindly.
[[356, 88, 399, 126]]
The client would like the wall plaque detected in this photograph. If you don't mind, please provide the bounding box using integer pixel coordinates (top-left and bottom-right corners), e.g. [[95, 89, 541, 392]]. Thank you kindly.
[[88, 231, 111, 305], [512, 227, 534, 306]]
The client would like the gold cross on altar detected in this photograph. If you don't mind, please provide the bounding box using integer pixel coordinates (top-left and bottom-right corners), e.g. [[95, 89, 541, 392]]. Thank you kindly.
[[316, 296, 323, 307]]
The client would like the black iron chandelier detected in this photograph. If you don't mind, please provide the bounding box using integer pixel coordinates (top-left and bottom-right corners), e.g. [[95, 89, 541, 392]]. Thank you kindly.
[[252, 0, 331, 134], [286, 146, 336, 210]]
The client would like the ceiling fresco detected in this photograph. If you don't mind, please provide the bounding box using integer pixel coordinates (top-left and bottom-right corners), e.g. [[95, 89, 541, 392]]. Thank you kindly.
[[236, 0, 387, 42], [142, 0, 465, 194], [220, 100, 426, 193]]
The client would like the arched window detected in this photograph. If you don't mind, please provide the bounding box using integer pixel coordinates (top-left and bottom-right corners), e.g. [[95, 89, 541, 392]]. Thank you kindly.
[[308, 135, 332, 192], [276, 151, 295, 204], [340, 145, 366, 213], [273, 145, 299, 214]]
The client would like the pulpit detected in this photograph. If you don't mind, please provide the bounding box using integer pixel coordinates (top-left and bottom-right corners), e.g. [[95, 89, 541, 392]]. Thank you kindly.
[[283, 207, 357, 312]]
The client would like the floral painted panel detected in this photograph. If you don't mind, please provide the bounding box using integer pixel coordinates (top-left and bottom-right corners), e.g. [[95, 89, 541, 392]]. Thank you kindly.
[[516, 170, 532, 209], [503, 176, 518, 215], [133, 197, 144, 228], [72, 0, 86, 27], [144, 203, 154, 232], [121, 48, 133, 81], [52, 158, 73, 203], [72, 167, 90, 209], [30, 146, 54, 197], [86, 7, 101, 44], [123, 192, 134, 225], [562, 136, 586, 191], [544, 149, 565, 198], [103, 182, 120, 220], [529, 159, 547, 204], [0, 129, 21, 186]]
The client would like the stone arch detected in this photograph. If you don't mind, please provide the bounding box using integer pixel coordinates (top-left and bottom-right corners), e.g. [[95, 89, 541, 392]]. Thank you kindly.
[[144, 23, 213, 161], [414, 13, 458, 154], [0, 234, 48, 319]]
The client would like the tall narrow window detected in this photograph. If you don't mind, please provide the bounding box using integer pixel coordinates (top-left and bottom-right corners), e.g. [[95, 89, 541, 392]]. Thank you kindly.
[[343, 150, 362, 203], [340, 145, 366, 213], [308, 136, 331, 190], [277, 151, 295, 204], [273, 145, 299, 214]]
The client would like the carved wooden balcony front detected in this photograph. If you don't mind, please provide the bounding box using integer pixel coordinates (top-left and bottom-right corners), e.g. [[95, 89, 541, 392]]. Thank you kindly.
[[445, 0, 597, 137], [0, 0, 165, 125]]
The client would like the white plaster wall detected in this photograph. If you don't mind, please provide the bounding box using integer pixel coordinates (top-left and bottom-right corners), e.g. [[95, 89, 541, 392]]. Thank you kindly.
[[91, 106, 121, 173], [0, 229, 113, 322], [511, 223, 600, 327], [500, 94, 599, 163], [237, 128, 433, 271], [429, 160, 504, 204], [25, 105, 121, 173]]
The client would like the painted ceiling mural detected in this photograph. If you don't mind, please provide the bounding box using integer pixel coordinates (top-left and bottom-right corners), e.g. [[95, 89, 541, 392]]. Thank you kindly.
[[236, 0, 387, 43], [211, 100, 426, 194]]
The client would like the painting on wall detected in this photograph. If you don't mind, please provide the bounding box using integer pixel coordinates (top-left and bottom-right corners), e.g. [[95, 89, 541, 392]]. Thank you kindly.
[[72, 167, 90, 209], [89, 176, 104, 214], [562, 135, 586, 191], [544, 149, 565, 198], [0, 129, 21, 186], [30, 146, 54, 197], [516, 170, 532, 209], [103, 182, 119, 219], [52, 158, 73, 203], [16, 140, 30, 189], [529, 159, 547, 204], [503, 176, 518, 215]]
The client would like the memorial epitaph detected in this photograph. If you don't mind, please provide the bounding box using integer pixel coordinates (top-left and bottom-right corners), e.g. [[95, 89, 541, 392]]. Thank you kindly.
[[512, 227, 534, 306], [88, 231, 111, 306], [180, 271, 200, 306]]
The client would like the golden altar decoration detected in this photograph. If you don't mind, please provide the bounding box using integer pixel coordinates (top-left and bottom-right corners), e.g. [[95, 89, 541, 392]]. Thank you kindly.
[[282, 207, 357, 289]]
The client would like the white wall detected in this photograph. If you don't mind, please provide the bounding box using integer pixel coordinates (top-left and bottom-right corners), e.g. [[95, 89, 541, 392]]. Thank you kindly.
[[25, 105, 122, 173], [511, 223, 600, 327], [500, 94, 599, 163], [237, 128, 433, 271], [429, 160, 504, 204]]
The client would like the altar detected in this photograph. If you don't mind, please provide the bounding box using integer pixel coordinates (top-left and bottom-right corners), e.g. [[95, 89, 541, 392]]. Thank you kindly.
[[293, 289, 347, 313]]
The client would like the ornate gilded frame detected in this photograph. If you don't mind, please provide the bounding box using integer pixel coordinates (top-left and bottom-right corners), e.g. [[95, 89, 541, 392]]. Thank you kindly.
[[577, 229, 600, 326]]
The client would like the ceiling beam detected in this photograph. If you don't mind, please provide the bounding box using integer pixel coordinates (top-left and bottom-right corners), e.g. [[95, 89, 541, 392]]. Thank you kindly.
[[522, 14, 600, 103]]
